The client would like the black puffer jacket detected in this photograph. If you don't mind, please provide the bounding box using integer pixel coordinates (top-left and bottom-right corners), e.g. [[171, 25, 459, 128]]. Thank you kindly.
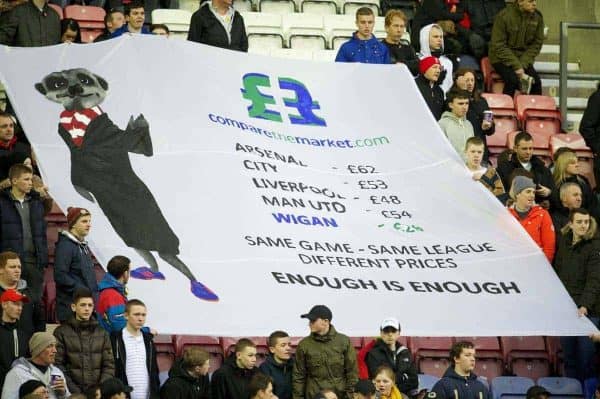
[[53, 316, 115, 393], [160, 357, 211, 399], [211, 354, 258, 399], [187, 2, 248, 52], [365, 339, 418, 395], [554, 231, 600, 317], [0, 320, 28, 389]]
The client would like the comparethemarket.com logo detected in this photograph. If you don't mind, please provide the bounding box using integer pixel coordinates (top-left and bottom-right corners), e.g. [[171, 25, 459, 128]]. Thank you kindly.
[[241, 73, 326, 127]]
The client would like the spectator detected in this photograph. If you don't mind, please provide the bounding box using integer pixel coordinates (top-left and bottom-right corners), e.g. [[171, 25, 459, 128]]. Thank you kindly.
[[411, 0, 464, 53], [0, 289, 29, 388], [259, 330, 293, 399], [53, 288, 115, 394], [60, 19, 81, 44], [110, 299, 159, 399], [111, 1, 151, 37], [17, 380, 49, 399], [551, 182, 583, 232], [488, 0, 544, 96], [0, 111, 32, 183], [96, 256, 130, 334], [99, 378, 132, 399], [292, 305, 358, 399], [430, 341, 490, 399], [554, 208, 600, 383], [1, 332, 71, 399], [439, 89, 474, 158], [211, 338, 259, 399], [381, 10, 418, 75], [94, 9, 125, 42], [0, 251, 45, 345], [461, 0, 506, 44], [526, 386, 551, 399], [354, 380, 376, 399], [150, 24, 169, 36], [335, 7, 389, 64], [464, 137, 507, 204], [579, 83, 600, 184], [452, 68, 495, 162], [497, 132, 554, 207], [160, 347, 211, 399], [552, 151, 600, 220], [358, 317, 417, 396], [372, 366, 401, 399], [417, 24, 454, 93], [0, 0, 61, 46], [54, 207, 97, 323], [85, 385, 100, 399], [314, 390, 337, 399], [415, 56, 445, 121], [187, 0, 248, 52], [508, 175, 555, 262], [0, 164, 49, 303], [248, 373, 276, 399]]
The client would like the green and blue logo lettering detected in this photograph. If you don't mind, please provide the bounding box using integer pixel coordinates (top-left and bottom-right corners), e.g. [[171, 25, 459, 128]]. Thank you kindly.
[[241, 73, 326, 127]]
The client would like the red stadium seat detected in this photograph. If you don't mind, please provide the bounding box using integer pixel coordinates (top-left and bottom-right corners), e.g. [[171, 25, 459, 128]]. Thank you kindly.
[[514, 95, 561, 125], [411, 337, 453, 375], [349, 337, 364, 350], [480, 57, 504, 93], [64, 5, 106, 29], [549, 133, 594, 159], [48, 3, 63, 19], [81, 29, 103, 43], [455, 337, 503, 381], [175, 335, 223, 374], [524, 120, 561, 144], [154, 334, 176, 373], [419, 358, 451, 378], [42, 266, 56, 323], [482, 93, 517, 116], [487, 129, 515, 155], [474, 359, 503, 382], [545, 337, 564, 376], [500, 337, 550, 378]]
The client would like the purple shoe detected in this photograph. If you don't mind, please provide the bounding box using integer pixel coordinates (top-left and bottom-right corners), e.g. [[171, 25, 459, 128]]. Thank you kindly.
[[130, 267, 166, 280], [190, 280, 219, 302]]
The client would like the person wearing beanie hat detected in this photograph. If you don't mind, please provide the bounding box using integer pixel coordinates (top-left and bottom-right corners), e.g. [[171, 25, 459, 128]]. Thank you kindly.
[[415, 56, 444, 120], [0, 162, 49, 303], [18, 379, 47, 398], [53, 207, 98, 323], [357, 317, 417, 396], [1, 331, 70, 399], [335, 7, 391, 64], [508, 175, 555, 261], [417, 24, 454, 93]]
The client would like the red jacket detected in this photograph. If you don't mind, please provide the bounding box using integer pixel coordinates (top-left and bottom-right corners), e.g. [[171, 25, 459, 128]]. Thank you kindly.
[[357, 339, 376, 379], [509, 205, 556, 262]]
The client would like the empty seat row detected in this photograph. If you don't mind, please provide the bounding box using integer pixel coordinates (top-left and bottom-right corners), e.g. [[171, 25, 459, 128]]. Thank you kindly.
[[232, 0, 382, 15]]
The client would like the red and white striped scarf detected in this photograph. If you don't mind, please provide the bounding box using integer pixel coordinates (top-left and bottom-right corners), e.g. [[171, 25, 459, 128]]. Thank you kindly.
[[59, 106, 103, 147]]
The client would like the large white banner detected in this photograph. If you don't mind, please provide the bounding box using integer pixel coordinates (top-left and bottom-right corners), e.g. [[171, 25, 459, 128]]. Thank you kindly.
[[0, 36, 595, 336]]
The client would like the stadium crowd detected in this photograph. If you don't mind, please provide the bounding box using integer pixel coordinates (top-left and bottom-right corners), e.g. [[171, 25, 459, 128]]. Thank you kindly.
[[1, 0, 600, 397]]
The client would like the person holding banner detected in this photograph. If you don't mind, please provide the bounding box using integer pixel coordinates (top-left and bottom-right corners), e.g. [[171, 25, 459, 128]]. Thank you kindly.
[[553, 207, 600, 383], [464, 137, 507, 204], [415, 57, 444, 121], [508, 176, 555, 262], [335, 7, 390, 64]]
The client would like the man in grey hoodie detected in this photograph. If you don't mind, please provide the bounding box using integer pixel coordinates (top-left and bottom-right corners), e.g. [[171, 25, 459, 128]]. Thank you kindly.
[[438, 90, 474, 159]]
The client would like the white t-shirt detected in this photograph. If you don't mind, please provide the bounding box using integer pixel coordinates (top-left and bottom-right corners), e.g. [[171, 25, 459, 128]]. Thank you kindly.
[[124, 331, 149, 399]]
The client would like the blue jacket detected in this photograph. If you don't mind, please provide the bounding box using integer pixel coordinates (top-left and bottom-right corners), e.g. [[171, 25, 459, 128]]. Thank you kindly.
[[54, 231, 98, 322], [335, 33, 391, 64], [111, 24, 151, 38], [97, 273, 127, 333], [259, 354, 294, 399], [431, 367, 490, 399], [0, 188, 48, 270]]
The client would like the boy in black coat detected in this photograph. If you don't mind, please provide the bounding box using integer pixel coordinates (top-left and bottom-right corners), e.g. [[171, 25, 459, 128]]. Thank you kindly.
[[160, 348, 211, 399]]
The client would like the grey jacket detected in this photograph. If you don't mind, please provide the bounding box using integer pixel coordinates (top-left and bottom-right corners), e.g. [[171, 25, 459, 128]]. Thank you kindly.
[[1, 357, 71, 399], [438, 111, 474, 159]]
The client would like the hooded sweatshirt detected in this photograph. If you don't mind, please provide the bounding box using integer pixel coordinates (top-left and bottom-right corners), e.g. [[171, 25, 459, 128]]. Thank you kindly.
[[160, 358, 211, 399], [438, 111, 474, 159], [1, 357, 71, 399], [96, 272, 127, 334], [259, 354, 294, 399], [335, 32, 391, 64], [211, 354, 258, 399], [418, 24, 454, 93], [0, 279, 45, 343], [430, 367, 490, 399], [0, 320, 28, 389]]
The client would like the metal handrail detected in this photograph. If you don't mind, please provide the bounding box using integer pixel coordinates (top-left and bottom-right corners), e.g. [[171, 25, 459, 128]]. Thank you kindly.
[[559, 21, 600, 130]]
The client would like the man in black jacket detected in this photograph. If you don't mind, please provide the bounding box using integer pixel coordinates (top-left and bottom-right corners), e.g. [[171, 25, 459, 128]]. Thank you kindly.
[[580, 84, 600, 186], [0, 251, 45, 343], [260, 331, 294, 399], [497, 131, 554, 207], [110, 299, 160, 399], [0, 164, 49, 302], [362, 317, 417, 396], [187, 0, 248, 52], [160, 347, 211, 399], [415, 57, 445, 121], [212, 338, 259, 399], [0, 288, 29, 388]]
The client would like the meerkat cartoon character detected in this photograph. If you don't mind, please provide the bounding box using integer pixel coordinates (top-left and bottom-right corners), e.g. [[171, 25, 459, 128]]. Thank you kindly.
[[35, 68, 218, 301]]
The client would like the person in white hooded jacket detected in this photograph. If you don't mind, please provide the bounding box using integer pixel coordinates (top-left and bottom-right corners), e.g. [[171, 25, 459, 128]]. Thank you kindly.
[[418, 23, 455, 93]]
